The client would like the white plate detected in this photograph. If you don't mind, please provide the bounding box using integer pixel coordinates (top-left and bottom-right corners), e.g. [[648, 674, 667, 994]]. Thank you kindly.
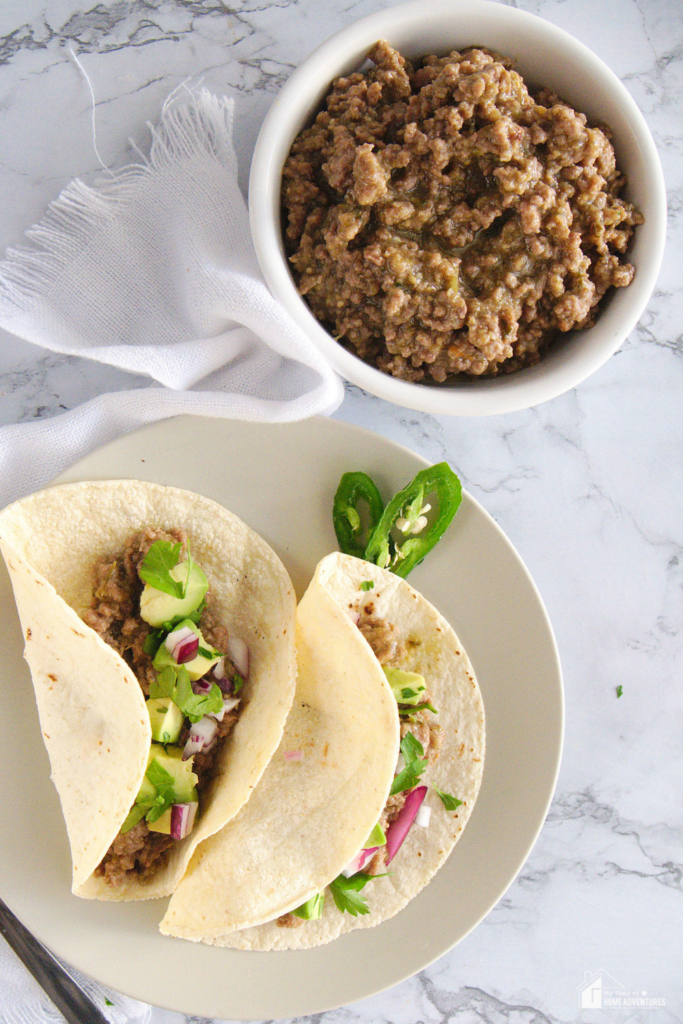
[[0, 416, 563, 1019]]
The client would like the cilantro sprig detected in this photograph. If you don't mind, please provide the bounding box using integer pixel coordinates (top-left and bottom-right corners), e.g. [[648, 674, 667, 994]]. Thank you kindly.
[[329, 872, 386, 916], [150, 664, 223, 723], [433, 787, 463, 811], [390, 733, 428, 796], [139, 539, 192, 599]]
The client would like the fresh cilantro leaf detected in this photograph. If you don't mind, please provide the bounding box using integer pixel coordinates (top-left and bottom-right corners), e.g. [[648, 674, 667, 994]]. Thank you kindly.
[[145, 759, 174, 792], [119, 803, 148, 834], [291, 892, 325, 920], [139, 540, 184, 598], [616, 685, 624, 698], [233, 672, 245, 695], [359, 580, 374, 591], [104, 998, 114, 1007], [390, 732, 428, 796], [434, 787, 463, 811], [149, 666, 177, 699], [329, 874, 374, 916], [398, 701, 438, 717], [400, 732, 424, 762], [172, 666, 223, 722], [143, 771, 176, 823], [143, 627, 167, 658], [197, 645, 218, 660]]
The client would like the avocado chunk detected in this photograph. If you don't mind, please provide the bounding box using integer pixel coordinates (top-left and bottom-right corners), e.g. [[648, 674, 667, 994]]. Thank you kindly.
[[147, 800, 199, 835], [147, 743, 199, 804], [153, 620, 220, 681], [146, 697, 183, 744], [139, 560, 208, 627], [147, 806, 173, 834], [382, 665, 427, 706]]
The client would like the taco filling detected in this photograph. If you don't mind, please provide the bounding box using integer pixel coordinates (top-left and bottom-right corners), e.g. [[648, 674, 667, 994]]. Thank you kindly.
[[278, 601, 447, 927], [83, 529, 248, 886]]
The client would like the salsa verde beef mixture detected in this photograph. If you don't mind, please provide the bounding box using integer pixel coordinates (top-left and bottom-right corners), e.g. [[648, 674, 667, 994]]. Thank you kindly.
[[282, 41, 643, 382], [278, 603, 443, 929], [83, 529, 245, 886]]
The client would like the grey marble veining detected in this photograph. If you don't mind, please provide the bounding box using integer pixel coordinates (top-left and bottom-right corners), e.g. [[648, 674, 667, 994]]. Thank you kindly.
[[0, 0, 681, 1022]]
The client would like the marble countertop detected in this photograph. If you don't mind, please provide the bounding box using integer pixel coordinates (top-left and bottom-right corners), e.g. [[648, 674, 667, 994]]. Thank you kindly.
[[0, 1, 680, 1022]]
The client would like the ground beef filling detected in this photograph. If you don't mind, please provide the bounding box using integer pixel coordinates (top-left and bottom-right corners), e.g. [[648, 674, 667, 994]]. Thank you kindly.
[[83, 529, 240, 887], [282, 41, 643, 382], [274, 605, 440, 922]]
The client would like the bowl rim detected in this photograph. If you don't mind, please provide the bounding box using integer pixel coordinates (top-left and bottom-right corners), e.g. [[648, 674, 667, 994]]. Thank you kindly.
[[248, 0, 667, 416]]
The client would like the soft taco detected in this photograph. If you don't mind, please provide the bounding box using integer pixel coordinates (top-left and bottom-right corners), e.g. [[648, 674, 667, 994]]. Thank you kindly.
[[0, 480, 297, 901], [160, 551, 485, 948]]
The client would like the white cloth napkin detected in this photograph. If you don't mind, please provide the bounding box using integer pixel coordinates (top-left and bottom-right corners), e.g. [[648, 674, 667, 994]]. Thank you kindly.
[[0, 87, 344, 509], [0, 938, 151, 1024]]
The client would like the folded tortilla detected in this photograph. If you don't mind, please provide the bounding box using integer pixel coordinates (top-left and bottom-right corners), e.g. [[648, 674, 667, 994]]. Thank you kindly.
[[0, 480, 297, 901], [161, 551, 485, 948]]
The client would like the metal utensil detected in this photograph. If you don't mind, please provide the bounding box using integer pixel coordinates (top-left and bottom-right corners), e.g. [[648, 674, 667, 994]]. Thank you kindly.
[[0, 897, 110, 1024]]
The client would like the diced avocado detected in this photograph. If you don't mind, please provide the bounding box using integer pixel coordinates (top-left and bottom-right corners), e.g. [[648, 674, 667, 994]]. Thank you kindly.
[[147, 806, 173, 834], [146, 697, 184, 744], [140, 561, 208, 627], [382, 665, 427, 706], [291, 892, 325, 920], [147, 745, 198, 804], [365, 821, 386, 848], [152, 620, 220, 681]]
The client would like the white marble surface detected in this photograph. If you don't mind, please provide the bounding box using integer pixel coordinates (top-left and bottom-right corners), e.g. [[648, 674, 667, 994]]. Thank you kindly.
[[0, 1, 681, 1023]]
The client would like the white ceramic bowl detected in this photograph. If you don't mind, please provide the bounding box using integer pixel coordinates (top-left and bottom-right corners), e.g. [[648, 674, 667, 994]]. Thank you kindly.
[[249, 0, 666, 416]]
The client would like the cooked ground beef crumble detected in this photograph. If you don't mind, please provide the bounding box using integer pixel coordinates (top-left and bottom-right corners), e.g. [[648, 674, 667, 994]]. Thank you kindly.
[[282, 41, 643, 381], [83, 529, 240, 886]]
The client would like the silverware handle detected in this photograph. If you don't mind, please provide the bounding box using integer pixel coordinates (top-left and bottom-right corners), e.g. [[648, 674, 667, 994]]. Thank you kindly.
[[0, 897, 110, 1024]]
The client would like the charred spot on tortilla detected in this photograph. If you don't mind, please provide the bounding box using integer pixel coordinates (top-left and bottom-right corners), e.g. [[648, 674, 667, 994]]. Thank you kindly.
[[26, 628, 31, 639]]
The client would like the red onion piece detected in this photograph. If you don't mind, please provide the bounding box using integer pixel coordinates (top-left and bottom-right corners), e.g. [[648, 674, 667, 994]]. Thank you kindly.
[[165, 625, 194, 654], [341, 846, 378, 878], [385, 786, 427, 865], [191, 677, 214, 696], [174, 636, 199, 664], [349, 610, 360, 626], [227, 637, 249, 679], [212, 657, 226, 681], [209, 695, 240, 721], [416, 803, 432, 828], [182, 716, 218, 760], [170, 801, 198, 840]]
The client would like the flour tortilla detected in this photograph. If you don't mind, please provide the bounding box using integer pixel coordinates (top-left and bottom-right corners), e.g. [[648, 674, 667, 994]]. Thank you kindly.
[[0, 480, 297, 901], [159, 565, 401, 940], [164, 551, 485, 949]]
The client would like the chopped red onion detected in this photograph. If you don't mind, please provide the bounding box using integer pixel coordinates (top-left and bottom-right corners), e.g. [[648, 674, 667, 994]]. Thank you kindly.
[[415, 803, 432, 828], [174, 635, 199, 664], [284, 750, 303, 762], [341, 846, 378, 878], [385, 786, 427, 865], [170, 801, 198, 840], [182, 716, 218, 760], [227, 637, 249, 679], [212, 657, 226, 680], [349, 610, 360, 626], [191, 677, 214, 696], [209, 696, 240, 721], [165, 625, 195, 654]]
